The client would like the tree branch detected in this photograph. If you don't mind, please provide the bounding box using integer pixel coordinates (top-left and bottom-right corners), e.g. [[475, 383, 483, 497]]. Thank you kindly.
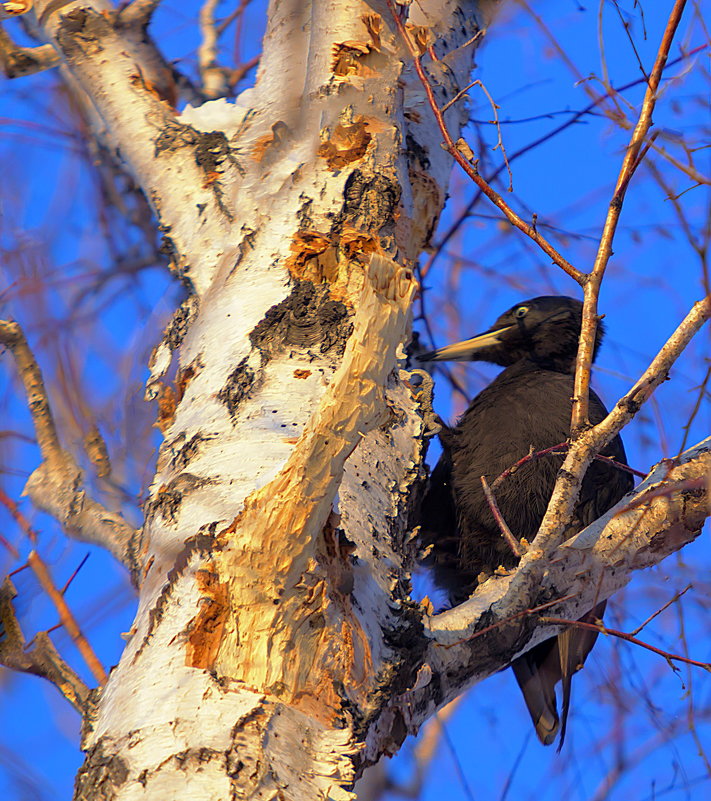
[[0, 26, 58, 77], [0, 578, 90, 713], [387, 0, 585, 286], [572, 0, 689, 429], [198, 0, 230, 98], [533, 294, 710, 557], [0, 319, 136, 568], [116, 0, 163, 27], [373, 437, 710, 746]]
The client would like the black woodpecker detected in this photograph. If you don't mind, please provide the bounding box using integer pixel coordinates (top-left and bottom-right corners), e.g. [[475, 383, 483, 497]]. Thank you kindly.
[[419, 295, 633, 746]]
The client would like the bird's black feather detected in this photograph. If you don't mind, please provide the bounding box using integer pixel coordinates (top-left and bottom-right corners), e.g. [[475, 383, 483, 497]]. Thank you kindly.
[[419, 296, 633, 745]]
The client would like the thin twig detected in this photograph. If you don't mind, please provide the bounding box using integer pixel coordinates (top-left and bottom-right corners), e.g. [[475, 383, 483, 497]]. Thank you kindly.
[[60, 553, 91, 595], [439, 593, 579, 649], [481, 476, 521, 557], [538, 615, 711, 671], [0, 488, 108, 683], [420, 43, 707, 281], [572, 0, 689, 431], [387, 1, 584, 285], [28, 551, 108, 684], [439, 77, 512, 191], [629, 584, 692, 636], [492, 442, 646, 491]]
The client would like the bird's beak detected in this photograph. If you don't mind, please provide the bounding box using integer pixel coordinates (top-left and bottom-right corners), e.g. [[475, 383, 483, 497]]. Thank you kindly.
[[419, 324, 515, 362]]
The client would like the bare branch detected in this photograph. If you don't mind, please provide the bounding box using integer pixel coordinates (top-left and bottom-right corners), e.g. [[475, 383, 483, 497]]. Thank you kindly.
[[387, 0, 585, 286], [0, 319, 136, 568], [28, 552, 108, 683], [572, 0, 689, 430], [0, 27, 58, 77], [534, 295, 710, 556], [480, 475, 521, 558], [379, 437, 711, 745], [0, 578, 90, 713], [198, 0, 229, 98], [117, 0, 163, 27], [538, 615, 711, 671], [0, 489, 108, 683]]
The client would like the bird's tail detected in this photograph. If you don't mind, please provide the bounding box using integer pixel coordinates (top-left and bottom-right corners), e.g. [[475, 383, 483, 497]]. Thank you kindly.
[[557, 601, 607, 749], [513, 600, 606, 747], [512, 643, 560, 746]]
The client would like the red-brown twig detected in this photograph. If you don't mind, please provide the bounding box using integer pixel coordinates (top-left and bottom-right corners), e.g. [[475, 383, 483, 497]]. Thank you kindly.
[[492, 442, 646, 491], [630, 584, 692, 636], [539, 615, 711, 671], [26, 551, 108, 684], [0, 488, 107, 684], [439, 593, 579, 649], [386, 1, 584, 285], [480, 476, 521, 557], [60, 553, 91, 594], [419, 43, 707, 282], [623, 476, 706, 510], [25, 554, 108, 684]]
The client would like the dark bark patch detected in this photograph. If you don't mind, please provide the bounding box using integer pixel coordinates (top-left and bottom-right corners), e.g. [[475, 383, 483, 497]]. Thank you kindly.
[[333, 170, 401, 235], [250, 281, 352, 362], [350, 600, 426, 740], [406, 133, 431, 171], [164, 296, 199, 351], [194, 131, 234, 174], [154, 120, 200, 156], [218, 358, 255, 419], [171, 433, 213, 470], [134, 527, 221, 660], [73, 742, 129, 801], [145, 486, 183, 523], [55, 8, 109, 60], [2, 49, 42, 79]]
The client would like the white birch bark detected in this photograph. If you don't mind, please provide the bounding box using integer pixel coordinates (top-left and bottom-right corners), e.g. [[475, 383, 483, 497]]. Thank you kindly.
[[2, 2, 707, 800], [25, 2, 490, 799]]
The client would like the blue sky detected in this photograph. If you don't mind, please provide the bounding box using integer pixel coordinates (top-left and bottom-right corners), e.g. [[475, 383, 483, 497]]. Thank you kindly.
[[0, 1, 708, 799]]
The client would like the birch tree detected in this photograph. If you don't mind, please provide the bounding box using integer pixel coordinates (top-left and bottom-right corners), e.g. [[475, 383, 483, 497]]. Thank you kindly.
[[0, 1, 709, 799]]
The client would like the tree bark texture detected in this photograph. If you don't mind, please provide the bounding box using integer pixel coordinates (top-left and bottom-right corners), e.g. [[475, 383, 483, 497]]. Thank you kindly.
[[34, 2, 489, 799]]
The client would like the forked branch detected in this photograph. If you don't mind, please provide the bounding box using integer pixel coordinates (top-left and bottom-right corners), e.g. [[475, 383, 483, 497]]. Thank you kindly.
[[0, 320, 136, 568], [0, 578, 90, 712]]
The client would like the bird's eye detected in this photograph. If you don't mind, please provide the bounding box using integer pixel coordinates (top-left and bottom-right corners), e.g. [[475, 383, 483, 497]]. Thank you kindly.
[[514, 306, 529, 319]]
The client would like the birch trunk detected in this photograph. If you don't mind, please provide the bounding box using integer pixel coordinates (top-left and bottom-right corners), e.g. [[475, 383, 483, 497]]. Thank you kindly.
[[32, 2, 489, 799]]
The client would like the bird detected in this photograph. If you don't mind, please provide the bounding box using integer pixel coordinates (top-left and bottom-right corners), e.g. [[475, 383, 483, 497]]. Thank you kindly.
[[418, 295, 633, 746]]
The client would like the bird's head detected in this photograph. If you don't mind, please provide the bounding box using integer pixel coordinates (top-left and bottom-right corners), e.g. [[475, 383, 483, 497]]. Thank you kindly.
[[420, 296, 604, 372]]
